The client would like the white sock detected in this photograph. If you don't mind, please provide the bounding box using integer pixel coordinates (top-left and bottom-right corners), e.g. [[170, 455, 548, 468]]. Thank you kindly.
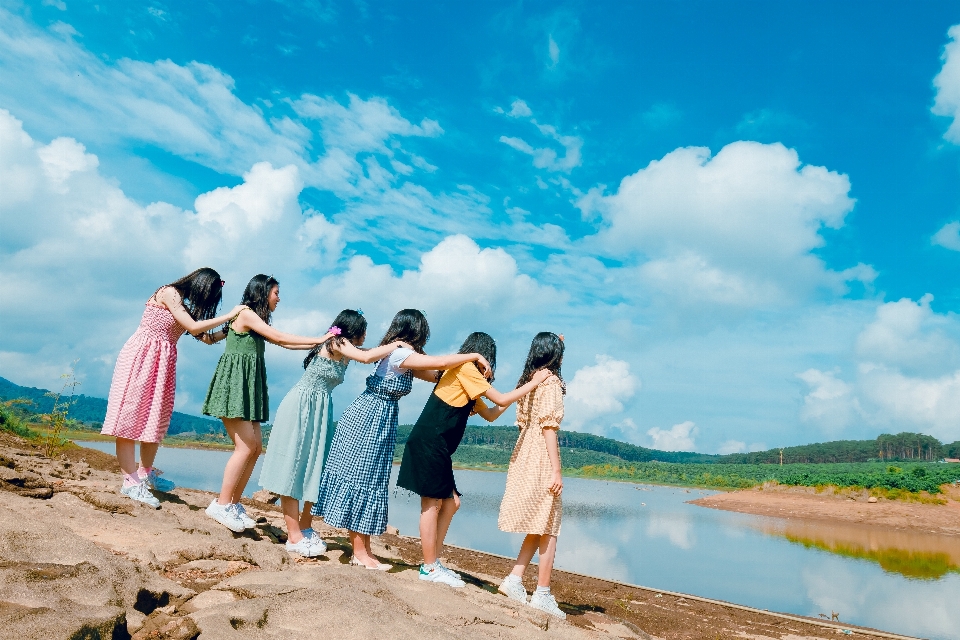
[[505, 574, 522, 583], [535, 586, 550, 595]]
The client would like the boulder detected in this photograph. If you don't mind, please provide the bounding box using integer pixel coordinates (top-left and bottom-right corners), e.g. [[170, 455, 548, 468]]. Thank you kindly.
[[251, 489, 279, 505]]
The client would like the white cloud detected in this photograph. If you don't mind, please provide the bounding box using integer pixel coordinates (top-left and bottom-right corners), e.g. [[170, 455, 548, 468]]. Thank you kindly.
[[0, 109, 342, 396], [547, 35, 560, 67], [932, 220, 960, 251], [716, 440, 765, 455], [796, 296, 960, 442], [932, 24, 960, 144], [647, 421, 697, 451], [579, 142, 864, 309], [497, 99, 582, 173], [797, 369, 860, 433], [565, 356, 639, 431]]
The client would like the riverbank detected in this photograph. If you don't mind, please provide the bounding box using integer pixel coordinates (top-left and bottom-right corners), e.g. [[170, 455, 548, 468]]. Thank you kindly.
[[690, 483, 960, 537], [0, 431, 920, 640]]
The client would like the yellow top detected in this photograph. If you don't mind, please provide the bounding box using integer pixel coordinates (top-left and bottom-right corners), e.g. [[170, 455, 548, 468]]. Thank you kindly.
[[434, 361, 491, 412]]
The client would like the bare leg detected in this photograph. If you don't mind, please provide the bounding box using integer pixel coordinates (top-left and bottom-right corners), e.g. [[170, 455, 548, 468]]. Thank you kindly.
[[139, 442, 160, 469], [536, 535, 558, 588], [230, 422, 262, 503], [510, 533, 541, 577], [349, 530, 378, 567], [115, 438, 138, 477], [299, 502, 314, 531], [218, 419, 262, 505], [280, 496, 305, 543], [419, 498, 441, 564], [434, 494, 460, 559]]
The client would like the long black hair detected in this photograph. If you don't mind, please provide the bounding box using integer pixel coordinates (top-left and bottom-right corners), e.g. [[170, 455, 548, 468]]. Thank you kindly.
[[516, 331, 565, 393], [303, 309, 368, 369], [241, 274, 279, 324], [458, 332, 497, 382], [158, 267, 223, 322], [379, 309, 429, 354]]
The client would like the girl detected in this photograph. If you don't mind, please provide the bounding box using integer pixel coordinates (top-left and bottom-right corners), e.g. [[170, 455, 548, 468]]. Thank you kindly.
[[258, 309, 404, 557], [311, 309, 492, 570], [497, 332, 567, 619], [102, 268, 245, 508], [397, 332, 550, 588], [202, 274, 336, 532]]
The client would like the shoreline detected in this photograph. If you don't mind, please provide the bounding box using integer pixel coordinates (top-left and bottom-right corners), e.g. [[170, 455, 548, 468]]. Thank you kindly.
[[0, 430, 924, 640], [691, 483, 960, 537]]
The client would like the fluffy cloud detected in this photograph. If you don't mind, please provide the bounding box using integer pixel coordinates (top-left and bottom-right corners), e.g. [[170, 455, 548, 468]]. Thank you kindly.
[[0, 109, 341, 400], [932, 24, 960, 144], [579, 142, 869, 309], [565, 355, 639, 431], [647, 421, 698, 452], [797, 296, 960, 442]]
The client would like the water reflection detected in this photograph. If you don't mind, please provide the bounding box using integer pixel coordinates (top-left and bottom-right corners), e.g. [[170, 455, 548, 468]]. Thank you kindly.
[[760, 520, 960, 580], [74, 442, 960, 640]]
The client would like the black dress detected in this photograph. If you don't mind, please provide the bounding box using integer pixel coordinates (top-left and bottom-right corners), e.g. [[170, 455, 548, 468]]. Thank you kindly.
[[396, 390, 475, 499]]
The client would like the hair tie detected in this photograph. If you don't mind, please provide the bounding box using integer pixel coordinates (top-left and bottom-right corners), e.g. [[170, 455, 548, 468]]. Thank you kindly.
[[328, 326, 342, 336], [356, 308, 364, 316]]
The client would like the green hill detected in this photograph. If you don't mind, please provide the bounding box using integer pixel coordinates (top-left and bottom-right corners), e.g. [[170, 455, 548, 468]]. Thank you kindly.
[[0, 376, 225, 436], [3, 375, 958, 464]]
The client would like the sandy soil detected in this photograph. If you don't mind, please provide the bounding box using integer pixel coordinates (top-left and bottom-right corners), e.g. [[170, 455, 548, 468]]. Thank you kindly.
[[690, 484, 960, 537]]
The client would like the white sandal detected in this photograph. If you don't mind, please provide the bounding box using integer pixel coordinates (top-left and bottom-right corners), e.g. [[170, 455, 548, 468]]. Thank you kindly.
[[349, 557, 392, 571]]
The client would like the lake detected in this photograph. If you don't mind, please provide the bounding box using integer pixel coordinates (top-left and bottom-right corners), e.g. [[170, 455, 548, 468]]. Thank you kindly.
[[79, 441, 959, 639]]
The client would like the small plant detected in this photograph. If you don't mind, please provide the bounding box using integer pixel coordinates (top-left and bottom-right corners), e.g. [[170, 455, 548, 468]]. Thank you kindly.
[[38, 362, 80, 458]]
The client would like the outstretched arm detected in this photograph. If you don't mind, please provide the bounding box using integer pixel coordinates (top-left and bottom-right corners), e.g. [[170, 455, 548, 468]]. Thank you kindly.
[[233, 309, 335, 349], [483, 369, 550, 407], [328, 340, 402, 364], [475, 403, 509, 422], [400, 352, 491, 376], [156, 288, 246, 338]]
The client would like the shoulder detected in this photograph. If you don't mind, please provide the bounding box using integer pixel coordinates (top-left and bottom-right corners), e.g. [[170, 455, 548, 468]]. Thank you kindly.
[[390, 347, 414, 365], [540, 374, 563, 388], [156, 286, 181, 304]]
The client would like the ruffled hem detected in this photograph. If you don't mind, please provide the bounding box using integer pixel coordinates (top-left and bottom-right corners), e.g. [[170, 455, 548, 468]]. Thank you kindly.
[[311, 470, 389, 535]]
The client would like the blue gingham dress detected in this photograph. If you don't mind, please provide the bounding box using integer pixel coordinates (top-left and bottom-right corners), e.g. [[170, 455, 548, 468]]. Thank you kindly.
[[311, 370, 413, 535]]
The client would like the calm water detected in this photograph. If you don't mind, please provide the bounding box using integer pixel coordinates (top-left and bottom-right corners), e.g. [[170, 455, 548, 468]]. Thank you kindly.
[[80, 441, 959, 639]]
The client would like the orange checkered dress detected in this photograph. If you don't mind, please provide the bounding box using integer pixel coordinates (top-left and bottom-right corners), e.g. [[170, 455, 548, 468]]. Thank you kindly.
[[497, 375, 564, 536]]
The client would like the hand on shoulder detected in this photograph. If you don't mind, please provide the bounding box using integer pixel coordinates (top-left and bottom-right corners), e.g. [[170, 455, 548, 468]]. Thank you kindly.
[[532, 369, 552, 385]]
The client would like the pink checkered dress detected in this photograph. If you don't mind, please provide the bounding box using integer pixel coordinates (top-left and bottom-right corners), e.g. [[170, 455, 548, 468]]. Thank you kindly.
[[100, 304, 186, 443]]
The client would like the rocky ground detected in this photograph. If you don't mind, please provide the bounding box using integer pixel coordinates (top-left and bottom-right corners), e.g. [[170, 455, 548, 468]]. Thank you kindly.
[[0, 432, 917, 640]]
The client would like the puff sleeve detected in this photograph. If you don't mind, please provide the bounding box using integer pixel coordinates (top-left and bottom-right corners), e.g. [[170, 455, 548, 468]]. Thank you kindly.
[[536, 379, 564, 431]]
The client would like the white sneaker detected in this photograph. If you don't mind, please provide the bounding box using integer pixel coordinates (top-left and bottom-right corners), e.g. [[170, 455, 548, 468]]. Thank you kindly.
[[498, 576, 527, 603], [302, 530, 327, 553], [419, 563, 465, 588], [286, 536, 325, 557], [205, 500, 246, 532], [529, 591, 566, 619], [120, 482, 160, 509], [139, 468, 175, 492], [436, 560, 460, 579], [230, 503, 256, 529]]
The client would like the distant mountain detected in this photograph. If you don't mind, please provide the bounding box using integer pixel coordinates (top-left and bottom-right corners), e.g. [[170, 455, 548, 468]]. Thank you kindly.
[[0, 376, 225, 436], [4, 376, 957, 462]]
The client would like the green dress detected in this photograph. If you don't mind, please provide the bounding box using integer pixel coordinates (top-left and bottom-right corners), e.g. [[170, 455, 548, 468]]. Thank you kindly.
[[201, 326, 269, 422]]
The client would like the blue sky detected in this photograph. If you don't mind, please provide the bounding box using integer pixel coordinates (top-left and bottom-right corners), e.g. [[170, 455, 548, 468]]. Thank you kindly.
[[2, 1, 960, 453]]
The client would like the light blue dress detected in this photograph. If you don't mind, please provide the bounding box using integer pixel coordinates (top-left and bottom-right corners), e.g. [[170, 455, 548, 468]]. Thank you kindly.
[[258, 355, 347, 502]]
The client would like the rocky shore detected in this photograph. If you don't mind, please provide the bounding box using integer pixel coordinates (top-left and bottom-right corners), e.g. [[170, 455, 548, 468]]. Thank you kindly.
[[0, 432, 918, 640]]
